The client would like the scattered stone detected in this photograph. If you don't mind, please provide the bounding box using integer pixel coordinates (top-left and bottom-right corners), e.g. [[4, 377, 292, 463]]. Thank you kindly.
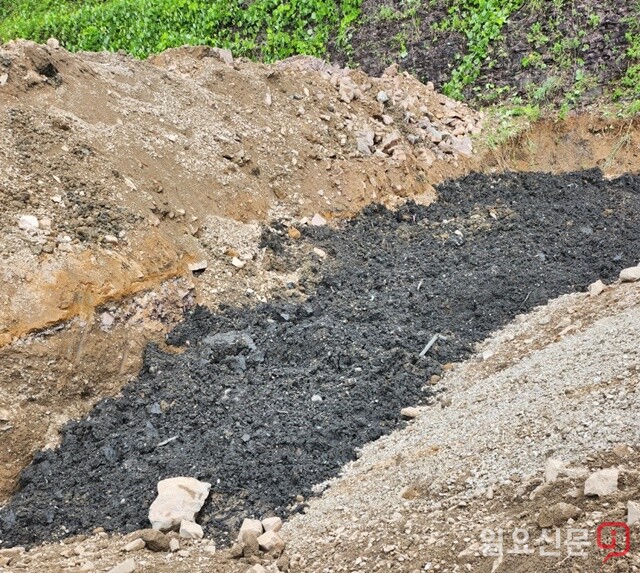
[[42, 242, 55, 254], [211, 47, 234, 66], [537, 502, 582, 528], [204, 544, 216, 554], [287, 227, 301, 239], [101, 312, 115, 328], [589, 279, 605, 296], [613, 444, 634, 458], [451, 136, 473, 156], [179, 519, 203, 539], [0, 409, 11, 422], [187, 260, 207, 273], [239, 518, 264, 538], [18, 215, 39, 231], [628, 501, 640, 525], [257, 530, 285, 554], [177, 550, 190, 557], [104, 235, 119, 244], [311, 213, 327, 226], [262, 516, 282, 533], [148, 476, 211, 531], [400, 407, 419, 419], [311, 394, 323, 403], [107, 559, 136, 573], [137, 529, 170, 552], [46, 38, 60, 50], [584, 468, 619, 497], [382, 114, 394, 125], [241, 532, 260, 557], [169, 538, 180, 553], [381, 132, 402, 154], [80, 562, 95, 571], [377, 91, 389, 103], [458, 542, 481, 564], [276, 554, 290, 571], [313, 247, 327, 259], [231, 257, 246, 269], [620, 265, 640, 282], [0, 73, 7, 86], [544, 458, 565, 483], [246, 565, 267, 573], [123, 538, 145, 552]]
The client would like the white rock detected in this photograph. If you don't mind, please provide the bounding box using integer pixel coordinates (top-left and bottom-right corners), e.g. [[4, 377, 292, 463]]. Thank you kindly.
[[18, 215, 39, 231], [400, 407, 419, 419], [257, 530, 285, 553], [261, 516, 282, 532], [311, 394, 323, 403], [544, 458, 565, 483], [123, 538, 145, 552], [377, 91, 389, 103], [46, 38, 60, 49], [104, 235, 119, 244], [231, 257, 246, 269], [589, 279, 605, 296], [584, 468, 619, 497], [179, 519, 203, 539], [187, 260, 207, 272], [0, 73, 7, 86], [101, 312, 115, 327], [620, 265, 640, 282], [148, 476, 211, 531], [204, 544, 216, 553], [246, 566, 267, 573], [79, 562, 95, 571], [628, 501, 640, 525], [169, 538, 180, 552], [238, 518, 263, 538], [107, 559, 136, 573], [311, 213, 327, 226]]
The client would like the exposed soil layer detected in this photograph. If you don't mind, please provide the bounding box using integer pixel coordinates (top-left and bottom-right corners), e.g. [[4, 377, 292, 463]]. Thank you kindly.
[[1, 169, 640, 549]]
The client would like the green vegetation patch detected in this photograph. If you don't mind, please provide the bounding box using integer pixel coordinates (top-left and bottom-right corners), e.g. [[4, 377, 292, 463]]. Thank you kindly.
[[438, 0, 524, 100], [0, 0, 361, 61]]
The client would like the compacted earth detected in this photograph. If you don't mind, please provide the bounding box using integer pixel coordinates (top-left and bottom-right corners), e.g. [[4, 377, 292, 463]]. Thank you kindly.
[[1, 168, 639, 553]]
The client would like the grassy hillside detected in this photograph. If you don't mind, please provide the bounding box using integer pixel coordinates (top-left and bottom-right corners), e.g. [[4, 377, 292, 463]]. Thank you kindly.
[[1, 0, 638, 111], [0, 0, 360, 61]]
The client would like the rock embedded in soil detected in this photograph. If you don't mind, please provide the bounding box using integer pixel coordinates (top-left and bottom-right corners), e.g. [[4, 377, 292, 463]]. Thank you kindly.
[[620, 265, 640, 282], [136, 529, 170, 552], [3, 170, 640, 549], [628, 501, 640, 525], [537, 502, 582, 527], [179, 519, 203, 540], [584, 468, 619, 497], [262, 517, 282, 533], [107, 559, 136, 573], [148, 477, 211, 531]]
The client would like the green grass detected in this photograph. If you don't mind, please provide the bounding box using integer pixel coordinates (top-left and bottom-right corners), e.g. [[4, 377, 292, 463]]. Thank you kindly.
[[438, 0, 524, 100], [0, 0, 361, 61]]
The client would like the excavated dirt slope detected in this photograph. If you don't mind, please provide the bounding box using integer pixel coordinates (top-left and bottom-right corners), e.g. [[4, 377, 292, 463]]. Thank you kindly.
[[1, 168, 639, 554]]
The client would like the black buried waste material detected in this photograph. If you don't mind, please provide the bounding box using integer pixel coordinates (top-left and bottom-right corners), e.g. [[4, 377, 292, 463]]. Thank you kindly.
[[1, 169, 639, 548]]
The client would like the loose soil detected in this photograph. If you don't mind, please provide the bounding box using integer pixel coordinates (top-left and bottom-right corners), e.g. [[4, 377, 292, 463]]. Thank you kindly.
[[1, 169, 639, 551]]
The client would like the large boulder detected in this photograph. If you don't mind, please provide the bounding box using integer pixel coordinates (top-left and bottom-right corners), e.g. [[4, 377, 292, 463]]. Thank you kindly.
[[148, 477, 211, 531]]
